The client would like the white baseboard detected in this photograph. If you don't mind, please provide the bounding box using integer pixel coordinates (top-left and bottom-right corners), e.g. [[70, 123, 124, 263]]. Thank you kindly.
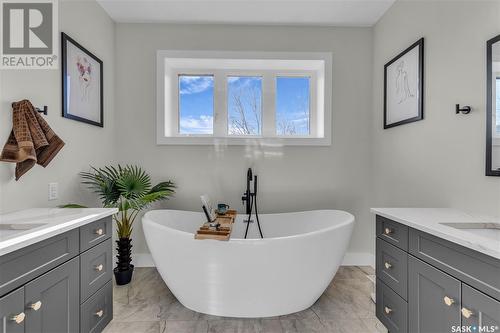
[[341, 252, 375, 268], [132, 253, 155, 267], [132, 252, 375, 269]]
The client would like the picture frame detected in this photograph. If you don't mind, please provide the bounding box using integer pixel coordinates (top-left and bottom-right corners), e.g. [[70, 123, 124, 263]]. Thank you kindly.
[[61, 32, 103, 127], [384, 38, 424, 129]]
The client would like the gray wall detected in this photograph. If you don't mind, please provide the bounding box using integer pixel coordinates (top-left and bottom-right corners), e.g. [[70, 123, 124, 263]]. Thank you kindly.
[[3, 0, 499, 266], [0, 1, 116, 212], [372, 1, 500, 216], [115, 24, 375, 260]]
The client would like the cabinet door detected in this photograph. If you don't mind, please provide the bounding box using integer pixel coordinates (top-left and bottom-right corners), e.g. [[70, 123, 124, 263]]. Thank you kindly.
[[24, 257, 79, 333], [0, 288, 25, 333], [461, 284, 500, 330], [408, 256, 461, 333]]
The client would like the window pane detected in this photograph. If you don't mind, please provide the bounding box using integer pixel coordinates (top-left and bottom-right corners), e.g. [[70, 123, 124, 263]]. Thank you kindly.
[[178, 75, 214, 134], [276, 77, 310, 136], [496, 78, 500, 134], [227, 76, 262, 135]]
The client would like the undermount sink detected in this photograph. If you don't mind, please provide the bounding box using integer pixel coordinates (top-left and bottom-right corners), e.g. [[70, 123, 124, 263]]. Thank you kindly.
[[0, 223, 47, 231], [439, 222, 500, 242], [0, 223, 48, 238], [0, 223, 48, 241]]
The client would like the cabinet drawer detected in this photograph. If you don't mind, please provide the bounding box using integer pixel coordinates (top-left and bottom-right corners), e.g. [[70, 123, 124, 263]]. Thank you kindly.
[[376, 238, 408, 300], [409, 228, 500, 301], [80, 281, 113, 333], [0, 287, 24, 333], [0, 230, 79, 296], [376, 215, 408, 251], [376, 278, 408, 333], [80, 217, 112, 252], [80, 239, 112, 302]]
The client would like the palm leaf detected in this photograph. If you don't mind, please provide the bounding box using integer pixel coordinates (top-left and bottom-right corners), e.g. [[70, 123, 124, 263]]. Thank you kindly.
[[116, 165, 151, 200], [127, 190, 171, 211], [78, 164, 175, 239], [149, 181, 176, 194], [60, 203, 88, 208], [80, 166, 121, 206]]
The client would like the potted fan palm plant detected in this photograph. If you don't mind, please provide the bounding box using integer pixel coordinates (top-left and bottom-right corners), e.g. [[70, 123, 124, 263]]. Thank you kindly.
[[79, 165, 175, 285]]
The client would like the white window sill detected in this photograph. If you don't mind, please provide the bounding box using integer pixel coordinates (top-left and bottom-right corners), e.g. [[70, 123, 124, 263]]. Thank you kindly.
[[156, 136, 331, 146]]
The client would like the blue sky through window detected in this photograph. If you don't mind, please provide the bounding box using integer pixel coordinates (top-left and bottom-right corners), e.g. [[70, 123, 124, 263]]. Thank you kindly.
[[177, 75, 312, 136], [227, 77, 262, 135], [276, 77, 310, 136], [496, 78, 500, 134], [178, 75, 214, 134]]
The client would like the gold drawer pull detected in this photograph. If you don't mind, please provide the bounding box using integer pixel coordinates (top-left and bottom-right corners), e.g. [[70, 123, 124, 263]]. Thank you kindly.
[[443, 296, 454, 307], [384, 306, 393, 315], [461, 307, 474, 319], [95, 264, 104, 272], [384, 262, 392, 269], [11, 312, 25, 324], [94, 228, 104, 236], [95, 309, 104, 318], [384, 227, 393, 235], [29, 301, 42, 311]]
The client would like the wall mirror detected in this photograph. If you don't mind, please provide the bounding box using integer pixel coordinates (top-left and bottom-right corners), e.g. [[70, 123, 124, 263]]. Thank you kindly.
[[487, 34, 500, 176]]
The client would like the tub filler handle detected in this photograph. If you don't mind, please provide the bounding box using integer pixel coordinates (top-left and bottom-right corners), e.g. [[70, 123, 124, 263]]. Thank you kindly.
[[242, 168, 264, 239]]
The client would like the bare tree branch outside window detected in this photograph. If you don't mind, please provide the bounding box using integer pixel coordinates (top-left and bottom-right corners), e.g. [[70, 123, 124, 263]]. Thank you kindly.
[[276, 77, 310, 136], [228, 77, 262, 135]]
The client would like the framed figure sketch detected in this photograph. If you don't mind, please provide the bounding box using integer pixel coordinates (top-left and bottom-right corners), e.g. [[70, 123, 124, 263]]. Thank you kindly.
[[384, 38, 424, 129], [61, 32, 103, 127]]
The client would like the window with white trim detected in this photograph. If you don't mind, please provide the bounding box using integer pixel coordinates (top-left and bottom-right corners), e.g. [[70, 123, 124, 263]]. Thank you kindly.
[[156, 51, 332, 145]]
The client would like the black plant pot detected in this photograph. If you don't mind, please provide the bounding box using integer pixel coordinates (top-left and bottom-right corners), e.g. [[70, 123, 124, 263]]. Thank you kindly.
[[114, 237, 134, 285], [114, 265, 134, 285]]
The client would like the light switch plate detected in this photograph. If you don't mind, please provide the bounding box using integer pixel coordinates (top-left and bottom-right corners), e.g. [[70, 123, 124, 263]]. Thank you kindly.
[[48, 182, 58, 200]]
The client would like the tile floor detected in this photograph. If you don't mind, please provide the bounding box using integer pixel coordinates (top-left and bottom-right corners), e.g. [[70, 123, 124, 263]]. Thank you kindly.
[[103, 266, 388, 333]]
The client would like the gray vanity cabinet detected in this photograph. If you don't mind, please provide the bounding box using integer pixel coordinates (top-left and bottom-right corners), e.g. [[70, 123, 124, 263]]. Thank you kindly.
[[0, 288, 24, 333], [375, 215, 500, 333], [408, 256, 461, 333], [24, 258, 79, 333], [0, 216, 113, 333], [461, 284, 500, 329]]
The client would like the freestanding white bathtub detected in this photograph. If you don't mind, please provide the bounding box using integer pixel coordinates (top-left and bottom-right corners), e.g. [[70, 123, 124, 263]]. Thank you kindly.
[[143, 209, 354, 318]]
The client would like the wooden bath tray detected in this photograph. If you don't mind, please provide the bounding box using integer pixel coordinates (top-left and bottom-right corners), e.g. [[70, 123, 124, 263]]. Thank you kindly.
[[195, 210, 237, 241]]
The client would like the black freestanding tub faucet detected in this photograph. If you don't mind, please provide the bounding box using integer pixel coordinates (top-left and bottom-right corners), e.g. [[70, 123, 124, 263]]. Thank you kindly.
[[242, 168, 253, 215], [242, 168, 263, 239]]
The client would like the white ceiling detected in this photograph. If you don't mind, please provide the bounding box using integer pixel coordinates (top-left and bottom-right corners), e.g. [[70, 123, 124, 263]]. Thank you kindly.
[[97, 0, 395, 27]]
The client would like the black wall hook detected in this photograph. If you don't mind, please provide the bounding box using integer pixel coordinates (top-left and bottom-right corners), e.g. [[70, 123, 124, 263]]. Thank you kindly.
[[35, 106, 48, 115], [456, 104, 471, 114], [10, 103, 48, 115]]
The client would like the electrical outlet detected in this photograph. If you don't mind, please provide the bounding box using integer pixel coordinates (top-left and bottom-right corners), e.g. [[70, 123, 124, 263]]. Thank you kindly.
[[48, 183, 58, 200]]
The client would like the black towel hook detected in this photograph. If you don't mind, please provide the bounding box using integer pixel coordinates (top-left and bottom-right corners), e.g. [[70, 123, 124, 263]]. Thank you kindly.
[[456, 104, 471, 114], [10, 103, 48, 115], [36, 106, 48, 115]]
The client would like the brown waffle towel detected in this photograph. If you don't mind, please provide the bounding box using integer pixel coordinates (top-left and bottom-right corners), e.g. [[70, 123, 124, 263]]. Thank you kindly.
[[0, 100, 65, 180]]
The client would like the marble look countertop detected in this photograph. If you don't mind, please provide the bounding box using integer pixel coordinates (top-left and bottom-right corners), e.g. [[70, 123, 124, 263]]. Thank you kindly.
[[0, 208, 118, 256], [371, 208, 500, 260]]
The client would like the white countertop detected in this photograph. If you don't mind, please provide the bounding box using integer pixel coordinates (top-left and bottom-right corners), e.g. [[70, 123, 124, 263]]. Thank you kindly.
[[0, 208, 118, 256], [371, 208, 500, 260]]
